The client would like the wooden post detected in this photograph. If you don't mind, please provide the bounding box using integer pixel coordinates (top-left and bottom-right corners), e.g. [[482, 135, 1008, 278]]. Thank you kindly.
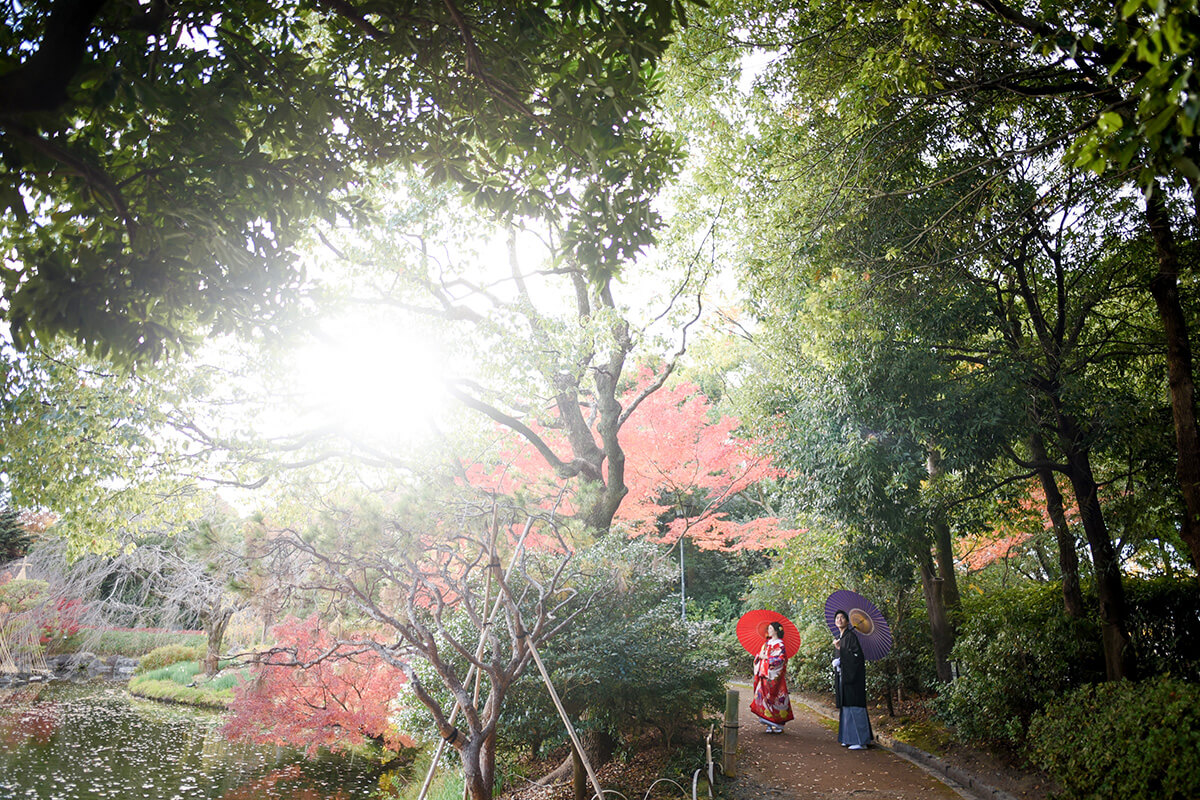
[[572, 742, 586, 800], [722, 689, 739, 777], [524, 637, 605, 800]]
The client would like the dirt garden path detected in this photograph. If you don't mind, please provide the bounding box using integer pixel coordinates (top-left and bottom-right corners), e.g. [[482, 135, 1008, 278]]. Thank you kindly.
[[723, 682, 1021, 800]]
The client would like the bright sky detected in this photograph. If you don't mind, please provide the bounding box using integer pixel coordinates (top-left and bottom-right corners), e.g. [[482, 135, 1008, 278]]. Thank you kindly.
[[285, 311, 452, 446]]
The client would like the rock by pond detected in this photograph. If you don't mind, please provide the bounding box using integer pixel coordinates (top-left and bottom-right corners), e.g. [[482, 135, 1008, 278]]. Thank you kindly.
[[0, 653, 138, 688], [0, 681, 384, 799]]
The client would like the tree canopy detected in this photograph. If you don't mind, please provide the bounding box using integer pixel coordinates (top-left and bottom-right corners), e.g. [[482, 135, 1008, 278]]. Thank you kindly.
[[0, 0, 688, 359]]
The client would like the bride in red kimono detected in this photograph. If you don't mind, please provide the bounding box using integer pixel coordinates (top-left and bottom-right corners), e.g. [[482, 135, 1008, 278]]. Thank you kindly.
[[750, 621, 795, 734]]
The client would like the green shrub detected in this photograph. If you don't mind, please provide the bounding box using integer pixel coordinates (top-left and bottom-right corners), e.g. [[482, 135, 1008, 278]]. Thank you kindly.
[[87, 628, 205, 656], [1125, 576, 1200, 681], [787, 620, 840, 694], [136, 644, 206, 674], [496, 538, 736, 756], [1028, 676, 1200, 800], [0, 578, 47, 612], [500, 596, 734, 753], [933, 582, 1103, 749]]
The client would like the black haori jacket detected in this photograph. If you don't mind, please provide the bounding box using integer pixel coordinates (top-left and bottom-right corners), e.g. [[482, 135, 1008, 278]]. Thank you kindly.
[[835, 628, 868, 708]]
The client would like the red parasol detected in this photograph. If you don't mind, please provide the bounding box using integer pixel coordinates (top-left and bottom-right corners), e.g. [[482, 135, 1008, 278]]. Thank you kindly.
[[736, 609, 802, 658]]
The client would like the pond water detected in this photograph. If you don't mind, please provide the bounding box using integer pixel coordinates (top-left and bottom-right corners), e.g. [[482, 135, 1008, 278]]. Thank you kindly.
[[0, 682, 382, 800]]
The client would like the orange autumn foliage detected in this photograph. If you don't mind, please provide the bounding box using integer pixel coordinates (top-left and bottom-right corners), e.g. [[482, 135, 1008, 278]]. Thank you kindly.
[[224, 615, 412, 755], [467, 370, 803, 551], [957, 480, 1079, 570]]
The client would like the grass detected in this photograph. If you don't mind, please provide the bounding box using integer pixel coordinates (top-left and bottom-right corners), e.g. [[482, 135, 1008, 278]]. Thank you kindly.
[[85, 628, 206, 656], [387, 745, 465, 800], [127, 659, 246, 710]]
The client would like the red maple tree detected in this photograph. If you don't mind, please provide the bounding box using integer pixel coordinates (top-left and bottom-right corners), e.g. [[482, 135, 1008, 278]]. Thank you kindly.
[[466, 369, 800, 551], [224, 615, 412, 755], [956, 480, 1080, 571]]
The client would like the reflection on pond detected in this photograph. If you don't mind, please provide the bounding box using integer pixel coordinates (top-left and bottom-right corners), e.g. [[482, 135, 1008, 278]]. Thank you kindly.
[[0, 682, 381, 800]]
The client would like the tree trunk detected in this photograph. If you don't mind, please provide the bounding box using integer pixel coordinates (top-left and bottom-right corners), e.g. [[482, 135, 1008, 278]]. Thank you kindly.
[[925, 448, 961, 610], [537, 729, 616, 786], [202, 608, 233, 677], [572, 743, 586, 800], [1146, 187, 1200, 571], [1055, 411, 1133, 680], [932, 520, 960, 610], [1028, 429, 1084, 618], [918, 553, 954, 683], [921, 448, 960, 623], [460, 735, 488, 800]]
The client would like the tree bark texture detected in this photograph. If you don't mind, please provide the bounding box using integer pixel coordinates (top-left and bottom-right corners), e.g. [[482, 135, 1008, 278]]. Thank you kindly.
[[926, 448, 961, 611], [918, 554, 954, 683], [536, 729, 616, 786], [1055, 411, 1133, 680], [1028, 429, 1085, 618], [460, 734, 490, 800], [1146, 188, 1200, 571], [202, 608, 233, 677]]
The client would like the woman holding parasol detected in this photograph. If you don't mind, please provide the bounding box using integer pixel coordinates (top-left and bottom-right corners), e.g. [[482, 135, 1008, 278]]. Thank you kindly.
[[738, 610, 798, 734]]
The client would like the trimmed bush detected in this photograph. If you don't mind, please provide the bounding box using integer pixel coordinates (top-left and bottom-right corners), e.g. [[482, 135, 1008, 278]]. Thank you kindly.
[[135, 643, 206, 674], [933, 582, 1103, 748], [935, 576, 1199, 750], [1028, 676, 1200, 800]]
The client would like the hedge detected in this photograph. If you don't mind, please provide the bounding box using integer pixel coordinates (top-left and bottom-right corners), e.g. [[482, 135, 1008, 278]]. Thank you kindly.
[[1027, 676, 1200, 800]]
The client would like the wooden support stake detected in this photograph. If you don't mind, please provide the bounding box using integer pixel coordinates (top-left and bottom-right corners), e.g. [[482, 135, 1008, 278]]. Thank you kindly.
[[417, 517, 534, 800], [722, 689, 739, 777], [572, 742, 586, 800], [525, 638, 604, 800]]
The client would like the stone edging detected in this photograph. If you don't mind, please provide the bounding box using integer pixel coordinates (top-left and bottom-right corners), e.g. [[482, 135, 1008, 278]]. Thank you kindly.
[[0, 653, 138, 688]]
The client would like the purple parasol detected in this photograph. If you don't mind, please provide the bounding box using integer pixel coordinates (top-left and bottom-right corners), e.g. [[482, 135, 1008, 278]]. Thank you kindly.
[[824, 590, 893, 662]]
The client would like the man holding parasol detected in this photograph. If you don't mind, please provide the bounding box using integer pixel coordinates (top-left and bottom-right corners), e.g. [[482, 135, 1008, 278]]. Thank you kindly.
[[825, 590, 893, 750]]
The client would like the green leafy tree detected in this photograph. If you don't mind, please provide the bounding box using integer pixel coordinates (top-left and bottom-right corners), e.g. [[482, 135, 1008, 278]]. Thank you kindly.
[[1, 0, 689, 359], [1, 340, 210, 548], [666, 0, 1199, 681], [680, 0, 1200, 576]]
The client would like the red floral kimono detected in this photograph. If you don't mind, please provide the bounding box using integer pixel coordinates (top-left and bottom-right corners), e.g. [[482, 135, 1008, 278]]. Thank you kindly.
[[750, 638, 794, 726]]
